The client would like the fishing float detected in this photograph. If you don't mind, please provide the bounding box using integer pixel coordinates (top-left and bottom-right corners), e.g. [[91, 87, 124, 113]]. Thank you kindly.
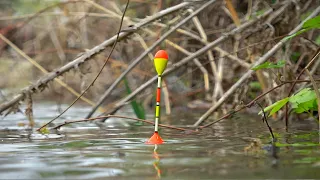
[[146, 50, 168, 145]]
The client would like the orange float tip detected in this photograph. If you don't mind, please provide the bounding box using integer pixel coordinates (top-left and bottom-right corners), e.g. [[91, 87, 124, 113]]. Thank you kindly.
[[146, 132, 164, 145], [154, 50, 168, 60]]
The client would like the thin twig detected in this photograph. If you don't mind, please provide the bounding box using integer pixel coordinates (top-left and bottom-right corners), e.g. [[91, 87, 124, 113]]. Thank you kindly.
[[256, 102, 275, 140], [37, 0, 130, 131], [53, 115, 197, 133]]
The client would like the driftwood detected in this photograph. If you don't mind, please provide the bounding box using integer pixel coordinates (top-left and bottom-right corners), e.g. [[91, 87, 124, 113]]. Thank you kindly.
[[0, 2, 192, 115]]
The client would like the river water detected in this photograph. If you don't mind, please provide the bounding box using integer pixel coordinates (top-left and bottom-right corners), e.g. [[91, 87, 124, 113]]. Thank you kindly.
[[0, 103, 319, 179]]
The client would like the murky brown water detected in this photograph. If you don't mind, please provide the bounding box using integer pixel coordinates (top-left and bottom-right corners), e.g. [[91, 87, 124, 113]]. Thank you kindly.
[[0, 103, 319, 179]]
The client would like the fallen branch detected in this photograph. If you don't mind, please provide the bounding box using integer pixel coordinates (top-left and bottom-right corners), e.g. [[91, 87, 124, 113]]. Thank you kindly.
[[0, 2, 191, 115], [53, 115, 197, 133]]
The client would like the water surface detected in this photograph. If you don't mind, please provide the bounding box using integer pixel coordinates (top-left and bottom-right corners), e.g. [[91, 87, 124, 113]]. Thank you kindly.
[[0, 103, 319, 179]]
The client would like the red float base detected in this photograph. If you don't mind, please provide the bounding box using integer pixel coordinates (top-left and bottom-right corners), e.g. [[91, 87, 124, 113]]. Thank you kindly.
[[146, 132, 164, 145]]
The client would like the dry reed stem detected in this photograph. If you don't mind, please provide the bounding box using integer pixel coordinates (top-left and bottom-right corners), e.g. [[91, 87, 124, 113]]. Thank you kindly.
[[225, 0, 240, 27], [225, 0, 241, 59]]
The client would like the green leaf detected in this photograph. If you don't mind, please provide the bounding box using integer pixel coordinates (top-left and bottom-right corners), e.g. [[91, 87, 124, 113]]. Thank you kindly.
[[249, 81, 261, 90], [291, 52, 301, 62], [39, 126, 50, 134], [123, 78, 145, 125], [283, 15, 320, 41], [315, 35, 320, 45], [289, 88, 316, 105], [289, 88, 318, 114], [294, 99, 315, 113], [259, 97, 289, 117], [302, 15, 320, 29], [251, 60, 285, 71]]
